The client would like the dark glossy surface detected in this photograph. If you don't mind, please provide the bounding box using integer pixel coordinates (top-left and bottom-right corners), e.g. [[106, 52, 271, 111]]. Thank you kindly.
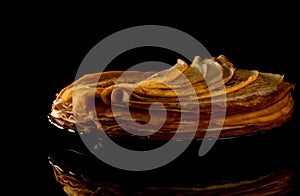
[[47, 116, 300, 195]]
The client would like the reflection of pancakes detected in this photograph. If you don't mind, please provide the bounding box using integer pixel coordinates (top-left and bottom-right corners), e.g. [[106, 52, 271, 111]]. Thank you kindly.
[[48, 123, 297, 195], [49, 54, 295, 139], [52, 165, 294, 196]]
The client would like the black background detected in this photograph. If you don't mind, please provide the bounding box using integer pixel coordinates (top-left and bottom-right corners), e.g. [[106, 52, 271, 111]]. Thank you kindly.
[[19, 8, 299, 195]]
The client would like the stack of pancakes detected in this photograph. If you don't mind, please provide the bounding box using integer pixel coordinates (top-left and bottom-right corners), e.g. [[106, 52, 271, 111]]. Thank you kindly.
[[48, 54, 296, 195], [49, 54, 295, 139]]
